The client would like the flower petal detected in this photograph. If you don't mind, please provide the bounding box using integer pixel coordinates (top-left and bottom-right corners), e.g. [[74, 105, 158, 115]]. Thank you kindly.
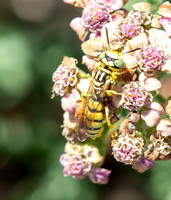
[[151, 15, 162, 28], [107, 0, 128, 10], [144, 77, 162, 91], [157, 1, 171, 18], [149, 28, 167, 47], [61, 89, 81, 112], [156, 119, 171, 137], [132, 157, 155, 173], [139, 73, 162, 91], [111, 10, 127, 24], [161, 59, 171, 73], [82, 55, 99, 73], [141, 110, 161, 127], [166, 100, 171, 117], [122, 53, 137, 69], [70, 17, 88, 41], [132, 2, 152, 12], [63, 111, 77, 129], [160, 17, 171, 38], [141, 102, 164, 127], [63, 0, 90, 8], [101, 22, 119, 42], [77, 78, 91, 94], [81, 38, 104, 57], [124, 33, 148, 52]]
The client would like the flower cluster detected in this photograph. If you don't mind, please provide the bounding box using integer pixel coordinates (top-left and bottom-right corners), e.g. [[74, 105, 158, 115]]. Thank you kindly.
[[52, 1, 171, 184], [112, 133, 145, 164], [121, 81, 153, 111], [51, 57, 78, 97], [60, 142, 111, 184]]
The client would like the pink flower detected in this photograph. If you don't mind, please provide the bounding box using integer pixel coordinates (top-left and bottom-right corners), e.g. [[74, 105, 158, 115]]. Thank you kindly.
[[112, 134, 145, 164], [121, 82, 153, 112], [136, 45, 164, 76], [89, 167, 111, 184], [60, 154, 91, 179], [148, 28, 171, 74], [76, 78, 91, 94], [52, 57, 78, 97], [122, 24, 136, 38], [82, 55, 99, 73], [123, 10, 144, 26], [82, 2, 111, 35], [60, 142, 105, 181]]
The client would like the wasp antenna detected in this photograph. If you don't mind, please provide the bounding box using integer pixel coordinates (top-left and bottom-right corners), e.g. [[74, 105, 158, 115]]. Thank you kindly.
[[125, 48, 141, 53], [83, 0, 87, 7], [105, 27, 110, 49]]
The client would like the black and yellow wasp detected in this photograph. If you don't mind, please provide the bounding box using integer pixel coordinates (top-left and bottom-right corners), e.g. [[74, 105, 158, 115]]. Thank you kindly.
[[75, 50, 132, 142]]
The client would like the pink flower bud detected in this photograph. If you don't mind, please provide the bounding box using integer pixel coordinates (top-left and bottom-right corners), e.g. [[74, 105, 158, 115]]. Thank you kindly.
[[89, 167, 111, 184], [132, 157, 155, 173]]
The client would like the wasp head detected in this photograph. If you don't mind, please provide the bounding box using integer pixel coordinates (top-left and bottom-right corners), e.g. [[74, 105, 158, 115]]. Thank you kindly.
[[100, 51, 124, 69]]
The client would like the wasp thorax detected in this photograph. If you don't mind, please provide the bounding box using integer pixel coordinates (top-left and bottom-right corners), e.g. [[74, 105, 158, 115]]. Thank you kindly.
[[100, 51, 124, 69]]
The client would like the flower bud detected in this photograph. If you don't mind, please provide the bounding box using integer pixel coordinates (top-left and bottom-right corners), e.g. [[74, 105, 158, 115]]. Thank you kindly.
[[89, 167, 111, 184], [132, 157, 155, 173], [112, 134, 145, 165]]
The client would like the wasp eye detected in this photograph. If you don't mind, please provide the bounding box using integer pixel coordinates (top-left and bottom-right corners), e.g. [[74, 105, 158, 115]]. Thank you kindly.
[[114, 60, 124, 68]]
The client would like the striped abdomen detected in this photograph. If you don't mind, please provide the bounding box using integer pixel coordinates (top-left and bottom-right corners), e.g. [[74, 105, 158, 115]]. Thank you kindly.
[[85, 68, 111, 139], [85, 97, 104, 139]]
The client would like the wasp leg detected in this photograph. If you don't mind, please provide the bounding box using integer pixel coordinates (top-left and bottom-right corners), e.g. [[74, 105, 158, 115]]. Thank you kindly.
[[91, 127, 103, 140], [105, 106, 114, 137], [111, 67, 136, 79], [81, 93, 91, 98], [106, 90, 123, 96], [74, 94, 86, 118], [74, 91, 93, 118], [106, 90, 136, 98], [105, 106, 113, 129]]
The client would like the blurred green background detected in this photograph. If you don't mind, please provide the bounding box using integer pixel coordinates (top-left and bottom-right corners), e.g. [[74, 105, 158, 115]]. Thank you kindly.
[[0, 0, 170, 200]]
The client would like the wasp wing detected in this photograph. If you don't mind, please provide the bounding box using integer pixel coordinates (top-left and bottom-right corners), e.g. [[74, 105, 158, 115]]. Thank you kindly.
[[75, 76, 95, 142]]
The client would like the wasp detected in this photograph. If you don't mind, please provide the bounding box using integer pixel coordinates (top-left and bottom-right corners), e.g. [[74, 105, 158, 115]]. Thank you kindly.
[[75, 50, 134, 142]]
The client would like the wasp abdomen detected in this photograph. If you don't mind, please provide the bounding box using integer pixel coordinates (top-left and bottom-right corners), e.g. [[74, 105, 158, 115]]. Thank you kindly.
[[85, 98, 104, 139]]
